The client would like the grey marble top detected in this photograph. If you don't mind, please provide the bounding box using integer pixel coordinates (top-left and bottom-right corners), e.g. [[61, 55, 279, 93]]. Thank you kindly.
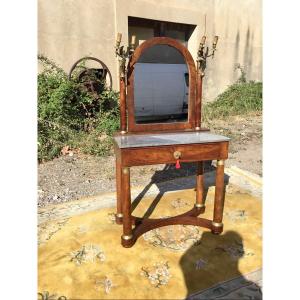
[[114, 131, 230, 149]]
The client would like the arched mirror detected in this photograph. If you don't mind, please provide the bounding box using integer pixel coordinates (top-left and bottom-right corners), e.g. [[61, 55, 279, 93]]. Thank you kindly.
[[127, 37, 196, 132], [134, 44, 189, 124]]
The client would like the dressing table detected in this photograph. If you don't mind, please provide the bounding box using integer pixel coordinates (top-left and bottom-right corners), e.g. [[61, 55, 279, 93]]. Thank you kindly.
[[113, 36, 230, 248]]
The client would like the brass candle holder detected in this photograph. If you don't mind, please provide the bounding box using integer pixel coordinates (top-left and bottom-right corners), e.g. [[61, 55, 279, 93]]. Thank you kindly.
[[115, 33, 136, 80], [197, 35, 219, 76]]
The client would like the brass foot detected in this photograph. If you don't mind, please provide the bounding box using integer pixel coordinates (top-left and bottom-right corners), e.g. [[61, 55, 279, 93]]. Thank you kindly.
[[121, 234, 133, 240], [212, 221, 223, 227], [211, 221, 223, 234], [194, 203, 205, 213], [194, 203, 205, 208], [121, 234, 135, 248]]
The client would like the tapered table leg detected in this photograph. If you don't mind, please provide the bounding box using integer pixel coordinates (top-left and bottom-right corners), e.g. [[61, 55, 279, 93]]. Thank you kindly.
[[195, 161, 205, 213], [212, 159, 225, 234], [115, 157, 123, 224], [121, 167, 133, 247]]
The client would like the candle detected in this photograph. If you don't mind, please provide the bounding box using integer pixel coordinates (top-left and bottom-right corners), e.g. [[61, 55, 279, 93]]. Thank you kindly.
[[116, 33, 122, 44], [131, 35, 136, 45], [213, 35, 219, 47]]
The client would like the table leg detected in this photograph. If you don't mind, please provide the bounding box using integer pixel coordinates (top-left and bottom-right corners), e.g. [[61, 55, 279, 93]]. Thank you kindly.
[[212, 159, 225, 234], [195, 161, 205, 212], [121, 167, 133, 247], [115, 157, 123, 224]]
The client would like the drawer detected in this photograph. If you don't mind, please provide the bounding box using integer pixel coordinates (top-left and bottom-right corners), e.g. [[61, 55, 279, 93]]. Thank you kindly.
[[120, 141, 228, 167]]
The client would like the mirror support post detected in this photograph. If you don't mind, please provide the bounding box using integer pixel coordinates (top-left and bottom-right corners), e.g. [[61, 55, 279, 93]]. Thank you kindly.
[[119, 59, 127, 134], [115, 33, 136, 134], [195, 65, 203, 130]]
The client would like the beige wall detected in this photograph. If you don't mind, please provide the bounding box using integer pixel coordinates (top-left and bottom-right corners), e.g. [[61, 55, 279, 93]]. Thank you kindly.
[[207, 0, 262, 100], [38, 0, 262, 101], [38, 0, 117, 84]]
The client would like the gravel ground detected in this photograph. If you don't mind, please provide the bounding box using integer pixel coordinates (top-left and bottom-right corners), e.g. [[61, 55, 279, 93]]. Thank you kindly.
[[207, 113, 262, 176], [38, 113, 262, 207]]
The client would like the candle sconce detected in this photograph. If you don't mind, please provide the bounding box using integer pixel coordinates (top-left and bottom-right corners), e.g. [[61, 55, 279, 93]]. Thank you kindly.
[[115, 33, 136, 81], [197, 35, 219, 76]]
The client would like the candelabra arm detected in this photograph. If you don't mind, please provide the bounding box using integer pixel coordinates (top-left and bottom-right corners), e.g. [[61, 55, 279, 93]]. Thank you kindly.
[[115, 43, 135, 81], [197, 43, 218, 75]]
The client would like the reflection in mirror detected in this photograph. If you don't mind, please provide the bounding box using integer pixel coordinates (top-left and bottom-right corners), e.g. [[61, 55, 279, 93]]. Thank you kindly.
[[134, 44, 189, 124]]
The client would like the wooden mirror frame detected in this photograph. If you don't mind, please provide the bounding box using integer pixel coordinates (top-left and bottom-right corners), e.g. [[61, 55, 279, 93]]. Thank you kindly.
[[126, 37, 200, 133]]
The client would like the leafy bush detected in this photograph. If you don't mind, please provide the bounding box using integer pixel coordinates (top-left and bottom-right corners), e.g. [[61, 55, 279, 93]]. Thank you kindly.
[[38, 55, 119, 162], [203, 65, 262, 121]]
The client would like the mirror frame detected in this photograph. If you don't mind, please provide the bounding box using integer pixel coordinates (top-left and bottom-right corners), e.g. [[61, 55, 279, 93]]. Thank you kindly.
[[127, 37, 197, 133]]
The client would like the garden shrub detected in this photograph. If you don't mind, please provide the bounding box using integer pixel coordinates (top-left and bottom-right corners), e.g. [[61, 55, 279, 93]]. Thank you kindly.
[[203, 65, 262, 121], [38, 55, 119, 162]]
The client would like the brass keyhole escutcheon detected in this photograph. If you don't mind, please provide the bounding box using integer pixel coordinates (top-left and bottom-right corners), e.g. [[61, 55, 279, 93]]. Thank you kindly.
[[173, 151, 181, 160]]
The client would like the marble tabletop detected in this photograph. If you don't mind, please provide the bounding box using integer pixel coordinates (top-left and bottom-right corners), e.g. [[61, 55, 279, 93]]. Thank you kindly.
[[114, 131, 230, 149]]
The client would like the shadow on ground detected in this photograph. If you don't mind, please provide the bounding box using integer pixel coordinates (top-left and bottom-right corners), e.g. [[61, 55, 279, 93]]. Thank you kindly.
[[130, 162, 263, 299], [180, 230, 262, 299], [131, 162, 230, 218]]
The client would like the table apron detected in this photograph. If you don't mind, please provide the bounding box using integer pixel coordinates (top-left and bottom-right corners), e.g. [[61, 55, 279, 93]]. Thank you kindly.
[[118, 142, 228, 167]]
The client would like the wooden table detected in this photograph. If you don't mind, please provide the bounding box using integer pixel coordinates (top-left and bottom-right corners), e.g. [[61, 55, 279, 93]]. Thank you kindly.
[[113, 131, 230, 248]]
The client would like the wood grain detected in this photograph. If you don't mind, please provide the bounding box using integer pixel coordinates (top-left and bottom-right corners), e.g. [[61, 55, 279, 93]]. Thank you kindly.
[[119, 76, 127, 132], [120, 142, 228, 167]]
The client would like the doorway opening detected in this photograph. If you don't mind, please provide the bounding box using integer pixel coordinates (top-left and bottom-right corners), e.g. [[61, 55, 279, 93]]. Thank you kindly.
[[128, 16, 196, 47]]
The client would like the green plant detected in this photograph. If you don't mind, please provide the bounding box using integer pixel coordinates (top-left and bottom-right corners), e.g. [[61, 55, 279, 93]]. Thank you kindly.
[[38, 55, 119, 162], [37, 118, 75, 161], [203, 66, 262, 121], [235, 63, 247, 83]]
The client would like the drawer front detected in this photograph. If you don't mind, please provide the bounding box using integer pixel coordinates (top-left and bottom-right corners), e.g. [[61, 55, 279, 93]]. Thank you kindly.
[[121, 142, 228, 167]]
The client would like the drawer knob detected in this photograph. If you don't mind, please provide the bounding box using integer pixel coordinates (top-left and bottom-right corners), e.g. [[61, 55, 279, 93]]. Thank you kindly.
[[173, 151, 181, 159]]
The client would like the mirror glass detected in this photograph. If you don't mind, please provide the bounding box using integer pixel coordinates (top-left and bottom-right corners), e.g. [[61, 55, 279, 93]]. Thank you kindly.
[[134, 44, 189, 124]]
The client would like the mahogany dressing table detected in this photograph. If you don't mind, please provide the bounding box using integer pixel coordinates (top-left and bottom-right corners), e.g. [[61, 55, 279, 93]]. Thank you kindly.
[[113, 36, 230, 248]]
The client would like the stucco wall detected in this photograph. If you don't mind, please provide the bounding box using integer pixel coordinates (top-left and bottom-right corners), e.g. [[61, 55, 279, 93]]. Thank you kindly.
[[207, 0, 262, 100], [38, 0, 117, 85], [38, 0, 262, 101]]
